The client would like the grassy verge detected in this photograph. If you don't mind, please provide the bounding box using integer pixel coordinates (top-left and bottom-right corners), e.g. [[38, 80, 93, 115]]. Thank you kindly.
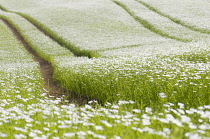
[[53, 52, 210, 108]]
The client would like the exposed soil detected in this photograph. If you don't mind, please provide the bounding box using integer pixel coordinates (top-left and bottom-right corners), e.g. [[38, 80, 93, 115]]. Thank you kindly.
[[2, 18, 87, 105]]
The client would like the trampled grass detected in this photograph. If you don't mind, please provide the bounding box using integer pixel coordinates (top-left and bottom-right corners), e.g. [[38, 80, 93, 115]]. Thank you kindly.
[[0, 0, 210, 138]]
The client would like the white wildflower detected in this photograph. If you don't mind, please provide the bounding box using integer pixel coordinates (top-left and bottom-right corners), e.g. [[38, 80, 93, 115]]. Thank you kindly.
[[14, 134, 27, 139], [132, 109, 141, 113], [52, 137, 60, 139], [178, 103, 184, 108], [185, 133, 201, 139], [95, 126, 104, 130], [63, 133, 75, 137], [112, 135, 121, 139], [142, 119, 151, 126], [145, 107, 152, 113], [58, 125, 70, 128], [159, 93, 167, 98], [0, 133, 7, 138], [100, 120, 112, 127], [111, 105, 119, 109], [163, 128, 171, 135], [93, 134, 106, 139], [199, 124, 210, 130], [180, 115, 191, 123]]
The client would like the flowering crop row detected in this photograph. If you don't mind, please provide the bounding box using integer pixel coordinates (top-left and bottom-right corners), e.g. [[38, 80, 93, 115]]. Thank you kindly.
[[0, 0, 209, 108], [137, 0, 210, 34], [0, 0, 173, 58], [0, 0, 210, 138], [113, 0, 210, 42]]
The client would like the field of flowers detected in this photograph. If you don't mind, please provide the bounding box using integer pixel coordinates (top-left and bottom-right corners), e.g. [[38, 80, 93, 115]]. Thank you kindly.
[[0, 0, 210, 138]]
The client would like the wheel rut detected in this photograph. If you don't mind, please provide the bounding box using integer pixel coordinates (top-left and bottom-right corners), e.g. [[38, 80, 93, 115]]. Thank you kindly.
[[2, 18, 87, 105], [112, 1, 188, 42], [0, 5, 94, 58], [135, 0, 210, 34]]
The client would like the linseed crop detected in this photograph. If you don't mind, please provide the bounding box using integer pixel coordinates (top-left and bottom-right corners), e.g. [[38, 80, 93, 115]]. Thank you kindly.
[[0, 0, 210, 138]]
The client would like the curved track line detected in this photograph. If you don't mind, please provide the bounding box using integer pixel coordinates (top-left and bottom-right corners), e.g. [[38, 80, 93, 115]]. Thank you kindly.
[[113, 1, 188, 42], [98, 44, 144, 52], [136, 0, 210, 34], [2, 18, 87, 105], [0, 5, 96, 58]]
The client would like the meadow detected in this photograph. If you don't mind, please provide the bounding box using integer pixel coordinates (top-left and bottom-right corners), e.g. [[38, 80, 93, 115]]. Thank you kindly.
[[0, 0, 209, 138]]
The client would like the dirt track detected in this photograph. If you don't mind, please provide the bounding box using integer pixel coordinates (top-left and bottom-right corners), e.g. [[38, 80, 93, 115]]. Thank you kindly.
[[1, 18, 87, 105]]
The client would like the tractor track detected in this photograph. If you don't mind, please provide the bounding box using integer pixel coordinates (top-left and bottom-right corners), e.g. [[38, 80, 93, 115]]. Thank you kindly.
[[113, 1, 188, 42], [2, 18, 87, 105], [135, 0, 210, 34]]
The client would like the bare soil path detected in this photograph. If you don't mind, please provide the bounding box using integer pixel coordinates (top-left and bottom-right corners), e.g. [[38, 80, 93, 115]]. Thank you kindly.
[[1, 18, 87, 105]]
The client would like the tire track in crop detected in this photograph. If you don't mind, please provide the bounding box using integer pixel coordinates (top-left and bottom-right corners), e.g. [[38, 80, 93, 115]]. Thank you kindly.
[[136, 0, 210, 34], [98, 44, 144, 52], [112, 1, 188, 42], [1, 18, 87, 105], [0, 5, 96, 58]]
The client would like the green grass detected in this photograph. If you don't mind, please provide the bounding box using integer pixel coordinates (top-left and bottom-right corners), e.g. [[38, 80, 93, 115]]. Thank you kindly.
[[53, 54, 210, 108]]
